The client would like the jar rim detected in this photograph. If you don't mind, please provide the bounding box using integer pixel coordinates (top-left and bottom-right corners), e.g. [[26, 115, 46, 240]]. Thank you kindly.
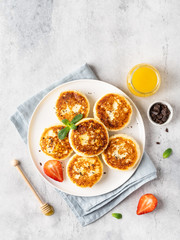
[[129, 64, 161, 95]]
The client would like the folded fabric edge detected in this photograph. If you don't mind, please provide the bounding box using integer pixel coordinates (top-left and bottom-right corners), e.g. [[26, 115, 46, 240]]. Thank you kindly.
[[10, 63, 98, 144], [58, 190, 87, 226], [71, 152, 157, 213], [83, 171, 157, 226], [16, 63, 98, 114], [10, 111, 28, 144], [63, 172, 157, 227], [83, 171, 157, 214], [61, 171, 157, 217]]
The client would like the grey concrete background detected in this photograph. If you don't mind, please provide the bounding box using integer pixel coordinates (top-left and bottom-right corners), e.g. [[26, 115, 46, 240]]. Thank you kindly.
[[1, 0, 180, 239]]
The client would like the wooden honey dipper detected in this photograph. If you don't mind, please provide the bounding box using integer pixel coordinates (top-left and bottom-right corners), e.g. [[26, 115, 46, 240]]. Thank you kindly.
[[11, 159, 54, 216]]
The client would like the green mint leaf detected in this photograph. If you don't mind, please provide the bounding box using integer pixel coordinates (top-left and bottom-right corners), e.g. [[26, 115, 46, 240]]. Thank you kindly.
[[69, 123, 77, 130], [112, 213, 122, 219], [71, 114, 83, 124], [58, 127, 70, 140], [61, 119, 70, 126], [163, 148, 172, 158]]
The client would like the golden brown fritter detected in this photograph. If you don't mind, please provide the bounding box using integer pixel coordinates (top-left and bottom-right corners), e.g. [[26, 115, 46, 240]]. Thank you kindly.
[[94, 93, 132, 131], [69, 118, 109, 157], [67, 154, 103, 188], [102, 134, 140, 170], [56, 91, 90, 122], [40, 126, 73, 160]]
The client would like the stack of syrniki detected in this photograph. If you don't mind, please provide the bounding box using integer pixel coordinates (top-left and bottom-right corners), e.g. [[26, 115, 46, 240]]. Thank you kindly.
[[39, 90, 141, 188]]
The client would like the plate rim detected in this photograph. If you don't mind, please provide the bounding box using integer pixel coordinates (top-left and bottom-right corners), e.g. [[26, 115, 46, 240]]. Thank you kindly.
[[28, 79, 145, 197]]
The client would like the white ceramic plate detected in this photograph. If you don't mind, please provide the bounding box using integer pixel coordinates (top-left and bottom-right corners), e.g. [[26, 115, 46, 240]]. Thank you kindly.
[[28, 79, 145, 197]]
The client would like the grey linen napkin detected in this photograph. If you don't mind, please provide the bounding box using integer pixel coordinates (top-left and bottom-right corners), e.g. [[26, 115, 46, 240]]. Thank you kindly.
[[11, 63, 157, 226]]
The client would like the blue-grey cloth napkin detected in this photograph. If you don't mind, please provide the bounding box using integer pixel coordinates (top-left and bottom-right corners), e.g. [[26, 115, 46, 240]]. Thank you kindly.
[[10, 63, 157, 226]]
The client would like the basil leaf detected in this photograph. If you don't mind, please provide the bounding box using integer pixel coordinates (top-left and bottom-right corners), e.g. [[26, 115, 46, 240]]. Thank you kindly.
[[58, 127, 70, 140], [71, 114, 83, 124], [163, 148, 172, 158], [112, 213, 122, 219], [61, 119, 70, 126], [69, 123, 77, 130]]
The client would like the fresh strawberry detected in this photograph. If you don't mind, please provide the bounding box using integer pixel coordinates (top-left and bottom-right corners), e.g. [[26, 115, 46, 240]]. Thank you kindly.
[[43, 160, 63, 182], [137, 194, 158, 215]]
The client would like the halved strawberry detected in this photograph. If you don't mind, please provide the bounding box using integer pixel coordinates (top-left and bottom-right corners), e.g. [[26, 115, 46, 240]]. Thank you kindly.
[[137, 194, 158, 215], [43, 160, 63, 182]]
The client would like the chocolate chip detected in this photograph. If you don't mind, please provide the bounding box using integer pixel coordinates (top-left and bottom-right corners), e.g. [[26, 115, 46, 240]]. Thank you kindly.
[[151, 115, 156, 121], [156, 119, 162, 124], [153, 104, 160, 112], [161, 109, 166, 115], [156, 142, 160, 144], [162, 116, 168, 122], [165, 128, 169, 132], [151, 111, 159, 115], [157, 114, 163, 120], [149, 102, 171, 124]]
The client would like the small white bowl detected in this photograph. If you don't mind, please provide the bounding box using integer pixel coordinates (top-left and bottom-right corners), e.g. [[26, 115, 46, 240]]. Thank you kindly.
[[147, 101, 173, 126]]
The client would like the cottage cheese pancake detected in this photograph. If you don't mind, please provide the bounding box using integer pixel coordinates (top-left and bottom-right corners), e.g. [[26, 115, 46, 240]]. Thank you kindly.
[[56, 90, 90, 122], [94, 93, 132, 131], [69, 118, 109, 157], [40, 126, 73, 160], [67, 154, 103, 188], [102, 134, 140, 171]]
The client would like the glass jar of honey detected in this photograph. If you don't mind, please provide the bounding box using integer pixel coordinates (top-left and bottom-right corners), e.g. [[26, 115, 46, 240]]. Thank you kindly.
[[127, 63, 161, 97]]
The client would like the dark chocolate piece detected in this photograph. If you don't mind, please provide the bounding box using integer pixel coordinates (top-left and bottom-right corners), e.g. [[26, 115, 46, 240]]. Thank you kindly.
[[151, 111, 159, 115], [149, 102, 171, 124]]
